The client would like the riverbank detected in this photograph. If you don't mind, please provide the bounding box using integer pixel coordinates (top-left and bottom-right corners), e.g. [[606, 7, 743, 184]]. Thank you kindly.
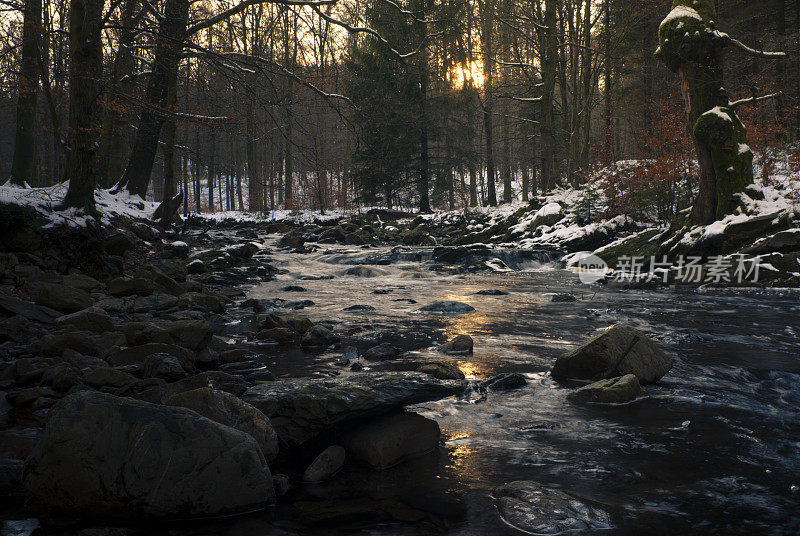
[[1, 185, 799, 534]]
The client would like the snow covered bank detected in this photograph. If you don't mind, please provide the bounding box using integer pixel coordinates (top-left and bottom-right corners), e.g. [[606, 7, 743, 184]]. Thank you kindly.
[[0, 181, 159, 228]]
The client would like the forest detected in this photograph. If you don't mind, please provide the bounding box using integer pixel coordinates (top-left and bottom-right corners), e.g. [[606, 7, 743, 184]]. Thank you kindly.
[[1, 1, 800, 535], [0, 0, 797, 217]]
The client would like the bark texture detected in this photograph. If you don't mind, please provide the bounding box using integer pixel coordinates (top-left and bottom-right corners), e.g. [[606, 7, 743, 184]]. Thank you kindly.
[[656, 0, 754, 224]]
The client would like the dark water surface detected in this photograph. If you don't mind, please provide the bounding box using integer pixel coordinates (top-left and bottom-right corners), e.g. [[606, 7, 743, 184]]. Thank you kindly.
[[4, 241, 800, 536]]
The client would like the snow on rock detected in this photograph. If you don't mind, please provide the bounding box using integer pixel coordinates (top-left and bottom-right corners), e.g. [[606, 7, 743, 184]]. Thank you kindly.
[[0, 181, 158, 228]]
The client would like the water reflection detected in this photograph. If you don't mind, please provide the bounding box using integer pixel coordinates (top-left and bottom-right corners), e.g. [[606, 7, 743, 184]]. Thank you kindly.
[[246, 242, 800, 535]]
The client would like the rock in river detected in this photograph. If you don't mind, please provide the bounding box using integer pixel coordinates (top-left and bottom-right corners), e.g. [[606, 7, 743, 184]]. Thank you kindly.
[[438, 334, 473, 354], [419, 301, 476, 314], [23, 391, 274, 518], [244, 372, 466, 447], [341, 411, 440, 470], [492, 481, 612, 535], [551, 323, 672, 385], [567, 374, 643, 404]]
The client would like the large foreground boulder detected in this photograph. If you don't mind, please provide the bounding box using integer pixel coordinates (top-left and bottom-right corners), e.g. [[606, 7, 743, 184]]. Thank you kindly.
[[492, 481, 612, 534], [244, 372, 466, 447], [341, 412, 440, 469], [166, 387, 279, 463], [23, 391, 274, 518], [551, 324, 672, 384]]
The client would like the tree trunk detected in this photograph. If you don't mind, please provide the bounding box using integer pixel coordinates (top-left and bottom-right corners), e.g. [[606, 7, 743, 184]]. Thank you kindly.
[[417, 0, 431, 213], [468, 163, 478, 207], [539, 0, 558, 191], [521, 165, 529, 202], [10, 0, 42, 186], [157, 35, 180, 226], [97, 0, 137, 187], [481, 0, 497, 206], [208, 132, 216, 212], [246, 109, 262, 211], [60, 0, 102, 212], [603, 0, 614, 162], [657, 0, 754, 224], [119, 0, 189, 198], [284, 108, 293, 210]]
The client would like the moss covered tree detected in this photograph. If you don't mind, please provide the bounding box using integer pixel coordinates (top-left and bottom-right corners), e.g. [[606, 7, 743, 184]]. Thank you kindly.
[[656, 0, 785, 225]]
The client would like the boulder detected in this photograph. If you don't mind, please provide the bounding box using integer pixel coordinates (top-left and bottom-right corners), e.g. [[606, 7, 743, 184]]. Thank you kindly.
[[131, 292, 179, 312], [187, 259, 207, 274], [166, 387, 279, 463], [566, 374, 643, 404], [416, 361, 465, 380], [529, 202, 563, 229], [55, 307, 114, 333], [278, 232, 305, 249], [83, 367, 138, 389], [281, 285, 306, 292], [363, 343, 399, 361], [343, 266, 385, 278], [0, 458, 24, 495], [0, 315, 39, 343], [480, 373, 527, 391], [341, 412, 440, 469], [143, 354, 187, 381], [438, 334, 473, 354], [135, 371, 249, 404], [136, 265, 186, 296], [130, 222, 159, 241], [302, 445, 346, 483], [551, 324, 673, 385], [343, 305, 375, 312], [244, 372, 466, 446], [178, 292, 226, 314], [166, 320, 212, 352], [23, 391, 273, 517], [257, 327, 295, 344], [107, 277, 155, 297], [35, 331, 106, 357], [104, 232, 136, 256], [419, 301, 476, 314], [30, 283, 92, 314], [475, 289, 509, 296], [0, 295, 60, 324], [107, 343, 195, 371], [164, 241, 190, 259], [61, 273, 103, 292], [492, 481, 612, 535], [300, 326, 339, 347], [285, 316, 313, 334]]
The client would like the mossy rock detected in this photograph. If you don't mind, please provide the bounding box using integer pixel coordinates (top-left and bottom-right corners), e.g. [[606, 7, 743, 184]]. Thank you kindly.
[[595, 229, 664, 268]]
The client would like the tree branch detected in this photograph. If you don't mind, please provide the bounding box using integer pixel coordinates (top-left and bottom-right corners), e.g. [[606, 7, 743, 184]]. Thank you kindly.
[[729, 91, 782, 108]]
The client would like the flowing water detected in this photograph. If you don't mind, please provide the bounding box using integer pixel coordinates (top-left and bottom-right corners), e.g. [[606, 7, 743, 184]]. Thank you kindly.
[[245, 241, 800, 535], [4, 238, 800, 536]]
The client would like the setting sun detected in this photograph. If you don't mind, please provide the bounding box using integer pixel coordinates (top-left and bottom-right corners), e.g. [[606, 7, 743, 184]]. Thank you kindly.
[[450, 60, 485, 89]]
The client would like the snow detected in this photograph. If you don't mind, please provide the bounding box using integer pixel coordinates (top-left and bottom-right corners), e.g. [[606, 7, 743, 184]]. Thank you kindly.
[[706, 107, 733, 122], [660, 5, 702, 27], [0, 181, 158, 228], [537, 202, 562, 218]]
